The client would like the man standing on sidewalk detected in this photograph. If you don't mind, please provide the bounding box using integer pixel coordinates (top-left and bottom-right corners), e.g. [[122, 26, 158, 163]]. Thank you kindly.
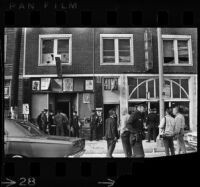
[[90, 110, 99, 141], [126, 103, 146, 158], [105, 109, 119, 158], [120, 109, 132, 157], [173, 106, 187, 154], [146, 108, 159, 142]]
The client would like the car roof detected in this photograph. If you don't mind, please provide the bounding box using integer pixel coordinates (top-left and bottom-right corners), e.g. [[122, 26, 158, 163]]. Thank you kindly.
[[5, 119, 32, 136]]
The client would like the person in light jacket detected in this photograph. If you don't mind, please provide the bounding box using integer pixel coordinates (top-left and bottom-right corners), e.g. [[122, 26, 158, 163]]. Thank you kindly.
[[120, 109, 132, 157], [173, 106, 186, 154], [159, 108, 176, 156]]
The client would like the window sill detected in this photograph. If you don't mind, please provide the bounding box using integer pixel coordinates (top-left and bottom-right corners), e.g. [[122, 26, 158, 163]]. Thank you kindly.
[[38, 64, 72, 66], [163, 64, 193, 66], [100, 63, 134, 66]]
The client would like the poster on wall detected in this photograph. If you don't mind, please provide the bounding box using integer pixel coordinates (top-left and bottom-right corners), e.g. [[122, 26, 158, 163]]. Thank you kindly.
[[85, 80, 93, 90], [51, 79, 62, 92], [32, 80, 40, 91], [63, 78, 73, 91], [23, 104, 29, 114], [41, 78, 51, 90], [83, 93, 90, 103], [163, 84, 171, 98]]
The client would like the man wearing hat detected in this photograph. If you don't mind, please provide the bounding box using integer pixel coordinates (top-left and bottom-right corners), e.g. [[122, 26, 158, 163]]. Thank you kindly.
[[126, 102, 146, 157], [146, 108, 159, 142], [90, 110, 99, 141]]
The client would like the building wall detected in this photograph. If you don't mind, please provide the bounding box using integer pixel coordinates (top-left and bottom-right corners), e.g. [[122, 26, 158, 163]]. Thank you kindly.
[[4, 28, 25, 117], [25, 28, 94, 75]]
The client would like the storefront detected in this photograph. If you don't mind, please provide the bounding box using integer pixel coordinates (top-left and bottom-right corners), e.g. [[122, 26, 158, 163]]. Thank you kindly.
[[128, 75, 197, 131], [29, 77, 94, 123]]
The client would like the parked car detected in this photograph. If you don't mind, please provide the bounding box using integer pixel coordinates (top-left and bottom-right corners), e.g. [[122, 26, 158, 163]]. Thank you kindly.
[[4, 119, 85, 158]]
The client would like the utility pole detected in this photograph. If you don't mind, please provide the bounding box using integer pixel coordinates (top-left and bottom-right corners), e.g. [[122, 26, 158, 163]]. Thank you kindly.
[[157, 28, 165, 122], [10, 28, 22, 119]]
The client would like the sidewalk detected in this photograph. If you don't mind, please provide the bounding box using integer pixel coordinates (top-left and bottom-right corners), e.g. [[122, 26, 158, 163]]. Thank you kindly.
[[82, 139, 196, 158]]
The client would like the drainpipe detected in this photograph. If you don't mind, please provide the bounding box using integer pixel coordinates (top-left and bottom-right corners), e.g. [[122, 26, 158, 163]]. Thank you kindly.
[[10, 28, 22, 119], [157, 28, 165, 122]]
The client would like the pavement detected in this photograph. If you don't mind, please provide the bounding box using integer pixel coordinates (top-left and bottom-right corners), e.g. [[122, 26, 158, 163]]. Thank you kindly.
[[81, 139, 196, 158]]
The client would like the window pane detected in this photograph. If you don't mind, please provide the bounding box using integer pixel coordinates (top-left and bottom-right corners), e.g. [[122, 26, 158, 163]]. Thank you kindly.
[[129, 85, 137, 99], [42, 39, 54, 53], [181, 79, 189, 98], [138, 82, 146, 98], [181, 79, 189, 94], [156, 79, 159, 98], [42, 39, 54, 65], [58, 39, 69, 63], [172, 81, 180, 98], [103, 39, 115, 63], [178, 40, 189, 64], [119, 39, 131, 63], [148, 80, 154, 98], [103, 39, 114, 50], [163, 40, 175, 64]]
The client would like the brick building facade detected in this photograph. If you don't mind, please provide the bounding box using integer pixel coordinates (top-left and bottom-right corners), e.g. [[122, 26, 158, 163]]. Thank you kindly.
[[4, 28, 197, 138]]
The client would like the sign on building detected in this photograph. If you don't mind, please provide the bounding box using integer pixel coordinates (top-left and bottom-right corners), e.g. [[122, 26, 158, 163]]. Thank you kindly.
[[55, 55, 62, 78], [63, 78, 73, 91], [23, 104, 29, 114], [85, 80, 94, 90], [163, 84, 171, 98], [41, 78, 51, 90], [83, 93, 90, 103], [144, 29, 153, 71], [32, 80, 40, 91]]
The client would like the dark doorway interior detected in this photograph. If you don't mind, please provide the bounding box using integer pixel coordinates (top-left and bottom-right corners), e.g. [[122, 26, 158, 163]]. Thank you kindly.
[[56, 101, 70, 119]]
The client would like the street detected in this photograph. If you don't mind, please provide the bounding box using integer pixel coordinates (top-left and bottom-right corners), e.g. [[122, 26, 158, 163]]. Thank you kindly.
[[81, 139, 196, 158]]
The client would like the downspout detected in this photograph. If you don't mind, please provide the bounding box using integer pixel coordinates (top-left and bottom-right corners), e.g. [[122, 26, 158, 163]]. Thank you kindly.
[[10, 28, 22, 119]]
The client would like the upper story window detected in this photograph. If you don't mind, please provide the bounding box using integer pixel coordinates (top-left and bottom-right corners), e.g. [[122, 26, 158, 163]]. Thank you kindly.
[[39, 34, 72, 66], [162, 35, 193, 66], [100, 34, 134, 65]]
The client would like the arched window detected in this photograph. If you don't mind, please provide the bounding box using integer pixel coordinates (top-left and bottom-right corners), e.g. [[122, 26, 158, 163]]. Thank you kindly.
[[129, 78, 189, 100]]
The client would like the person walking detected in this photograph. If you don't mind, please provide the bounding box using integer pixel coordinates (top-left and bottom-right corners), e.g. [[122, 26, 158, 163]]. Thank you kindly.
[[90, 110, 98, 141], [105, 109, 119, 158], [40, 109, 48, 134], [72, 111, 80, 138], [54, 110, 65, 136], [60, 112, 69, 136], [120, 109, 132, 157], [146, 108, 159, 142], [159, 108, 176, 156], [126, 103, 146, 158], [37, 111, 43, 131], [173, 106, 187, 154]]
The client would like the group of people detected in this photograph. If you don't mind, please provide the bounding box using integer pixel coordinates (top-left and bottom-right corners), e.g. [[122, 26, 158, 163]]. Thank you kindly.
[[37, 109, 80, 137], [104, 103, 187, 158]]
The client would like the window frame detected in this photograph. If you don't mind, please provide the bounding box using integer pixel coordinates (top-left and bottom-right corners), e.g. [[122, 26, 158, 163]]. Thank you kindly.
[[100, 34, 134, 65], [38, 34, 72, 66], [162, 34, 193, 66]]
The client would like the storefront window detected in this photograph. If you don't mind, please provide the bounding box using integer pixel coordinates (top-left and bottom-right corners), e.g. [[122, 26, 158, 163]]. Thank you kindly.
[[147, 80, 154, 98]]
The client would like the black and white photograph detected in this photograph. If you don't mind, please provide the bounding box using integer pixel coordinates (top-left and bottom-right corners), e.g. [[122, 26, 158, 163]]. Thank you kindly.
[[4, 28, 197, 158]]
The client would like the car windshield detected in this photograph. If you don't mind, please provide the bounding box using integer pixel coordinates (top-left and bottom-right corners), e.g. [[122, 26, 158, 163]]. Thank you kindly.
[[16, 121, 45, 136]]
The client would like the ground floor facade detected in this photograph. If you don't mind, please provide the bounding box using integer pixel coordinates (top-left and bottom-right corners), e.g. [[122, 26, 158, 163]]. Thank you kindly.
[[4, 74, 198, 138]]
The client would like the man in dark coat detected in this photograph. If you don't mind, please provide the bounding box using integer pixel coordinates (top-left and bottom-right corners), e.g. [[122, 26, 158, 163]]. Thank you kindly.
[[126, 103, 146, 158], [105, 109, 119, 157], [146, 108, 159, 142], [72, 111, 80, 137], [90, 110, 99, 141], [48, 111, 56, 135], [54, 110, 65, 136]]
